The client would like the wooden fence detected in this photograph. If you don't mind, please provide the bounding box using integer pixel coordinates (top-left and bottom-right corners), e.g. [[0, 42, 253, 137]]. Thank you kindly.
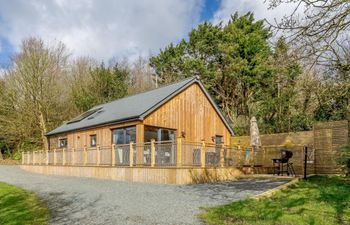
[[246, 145, 315, 175], [314, 120, 349, 174], [232, 120, 349, 175]]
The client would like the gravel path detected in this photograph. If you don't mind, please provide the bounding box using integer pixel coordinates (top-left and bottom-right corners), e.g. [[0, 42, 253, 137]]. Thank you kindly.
[[0, 166, 288, 225]]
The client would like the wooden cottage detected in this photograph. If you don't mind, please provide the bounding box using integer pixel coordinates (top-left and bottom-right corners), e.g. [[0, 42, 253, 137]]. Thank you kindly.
[[22, 77, 240, 184]]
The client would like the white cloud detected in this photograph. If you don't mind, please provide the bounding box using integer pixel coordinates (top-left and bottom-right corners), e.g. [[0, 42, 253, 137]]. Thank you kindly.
[[0, 68, 5, 78], [0, 0, 203, 61], [212, 0, 299, 25]]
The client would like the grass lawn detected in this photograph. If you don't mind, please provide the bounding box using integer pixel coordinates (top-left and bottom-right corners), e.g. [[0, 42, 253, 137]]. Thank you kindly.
[[0, 182, 48, 225], [199, 176, 350, 225]]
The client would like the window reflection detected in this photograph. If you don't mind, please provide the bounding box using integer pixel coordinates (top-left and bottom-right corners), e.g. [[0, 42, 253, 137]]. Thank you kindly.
[[112, 126, 136, 144], [144, 126, 175, 142], [59, 138, 67, 148], [90, 135, 97, 147]]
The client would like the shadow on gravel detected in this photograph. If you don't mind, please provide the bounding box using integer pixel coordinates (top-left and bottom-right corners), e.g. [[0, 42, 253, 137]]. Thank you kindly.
[[43, 191, 102, 224]]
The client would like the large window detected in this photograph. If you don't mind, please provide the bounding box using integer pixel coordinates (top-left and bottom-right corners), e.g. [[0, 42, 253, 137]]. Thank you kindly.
[[59, 138, 67, 148], [144, 126, 176, 142], [112, 126, 136, 144], [144, 126, 176, 166]]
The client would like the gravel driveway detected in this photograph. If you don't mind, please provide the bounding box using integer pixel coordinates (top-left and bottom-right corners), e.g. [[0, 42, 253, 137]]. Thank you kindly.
[[0, 166, 288, 225]]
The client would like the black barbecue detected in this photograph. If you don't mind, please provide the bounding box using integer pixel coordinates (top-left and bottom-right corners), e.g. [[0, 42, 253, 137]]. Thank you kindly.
[[272, 149, 296, 176]]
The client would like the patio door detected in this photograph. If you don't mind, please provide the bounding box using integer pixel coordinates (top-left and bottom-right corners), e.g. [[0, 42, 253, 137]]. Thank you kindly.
[[112, 126, 136, 165], [144, 126, 176, 165]]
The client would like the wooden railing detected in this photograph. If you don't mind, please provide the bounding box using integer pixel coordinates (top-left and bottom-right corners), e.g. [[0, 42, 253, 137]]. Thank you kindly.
[[22, 138, 235, 168], [21, 139, 315, 173]]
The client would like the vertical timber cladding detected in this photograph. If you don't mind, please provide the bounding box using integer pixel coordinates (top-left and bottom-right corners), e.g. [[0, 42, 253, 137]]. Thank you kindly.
[[48, 121, 141, 150], [143, 83, 232, 144], [314, 120, 349, 174]]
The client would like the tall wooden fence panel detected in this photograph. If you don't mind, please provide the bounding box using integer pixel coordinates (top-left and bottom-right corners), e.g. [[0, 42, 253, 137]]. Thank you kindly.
[[314, 121, 349, 174], [231, 120, 349, 175]]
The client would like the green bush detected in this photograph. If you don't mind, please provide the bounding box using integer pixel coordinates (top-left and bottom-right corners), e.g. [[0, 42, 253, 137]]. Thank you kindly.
[[11, 151, 22, 160]]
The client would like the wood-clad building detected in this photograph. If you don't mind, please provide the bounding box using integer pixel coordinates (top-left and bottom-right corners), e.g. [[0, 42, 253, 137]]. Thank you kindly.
[[46, 77, 234, 166], [23, 85, 349, 183]]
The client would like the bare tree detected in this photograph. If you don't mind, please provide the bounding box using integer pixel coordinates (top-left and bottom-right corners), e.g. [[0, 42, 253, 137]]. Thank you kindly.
[[128, 56, 155, 94], [69, 57, 98, 113], [322, 35, 350, 79], [267, 0, 350, 64], [0, 37, 69, 150]]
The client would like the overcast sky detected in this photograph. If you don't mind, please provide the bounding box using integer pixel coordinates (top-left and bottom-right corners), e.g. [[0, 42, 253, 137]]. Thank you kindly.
[[0, 0, 295, 67]]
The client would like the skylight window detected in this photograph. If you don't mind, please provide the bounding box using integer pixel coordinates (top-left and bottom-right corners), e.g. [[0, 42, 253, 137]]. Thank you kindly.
[[88, 109, 104, 120], [67, 107, 103, 124]]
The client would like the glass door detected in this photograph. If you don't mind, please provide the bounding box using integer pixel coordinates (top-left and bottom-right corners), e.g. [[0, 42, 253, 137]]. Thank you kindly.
[[112, 126, 136, 165], [144, 126, 176, 165]]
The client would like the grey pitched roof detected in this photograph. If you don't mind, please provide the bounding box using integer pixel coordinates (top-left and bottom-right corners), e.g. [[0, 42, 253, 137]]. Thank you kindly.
[[47, 76, 234, 136]]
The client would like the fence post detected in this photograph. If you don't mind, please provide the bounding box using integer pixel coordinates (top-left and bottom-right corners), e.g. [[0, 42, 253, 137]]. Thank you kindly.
[[111, 144, 116, 166], [129, 142, 134, 167], [263, 147, 266, 166], [83, 146, 87, 166], [304, 146, 308, 180], [176, 137, 182, 167], [151, 139, 155, 167], [250, 147, 255, 166], [39, 151, 42, 165], [97, 145, 101, 166], [27, 152, 30, 164], [72, 148, 75, 165], [46, 150, 49, 165], [62, 148, 66, 166], [237, 145, 242, 166], [21, 152, 24, 164], [220, 144, 225, 168], [53, 149, 57, 165], [201, 141, 206, 168], [32, 151, 35, 165]]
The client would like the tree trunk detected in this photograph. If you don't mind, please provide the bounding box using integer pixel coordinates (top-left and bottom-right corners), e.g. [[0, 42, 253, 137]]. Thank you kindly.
[[38, 109, 48, 150]]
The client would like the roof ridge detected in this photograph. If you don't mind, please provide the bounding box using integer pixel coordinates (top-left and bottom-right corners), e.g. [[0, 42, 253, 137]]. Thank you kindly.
[[139, 77, 198, 119], [46, 75, 235, 136], [93, 76, 196, 109]]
